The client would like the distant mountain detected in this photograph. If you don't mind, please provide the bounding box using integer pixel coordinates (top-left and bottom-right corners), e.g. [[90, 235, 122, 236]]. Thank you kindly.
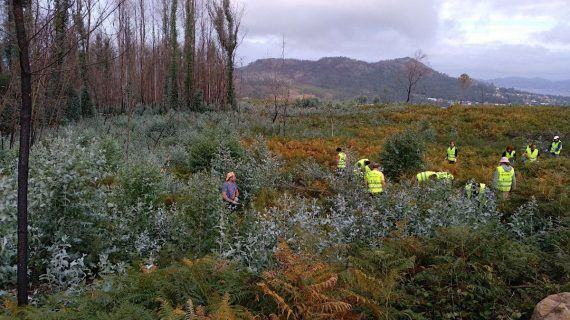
[[237, 57, 570, 105], [487, 77, 570, 97]]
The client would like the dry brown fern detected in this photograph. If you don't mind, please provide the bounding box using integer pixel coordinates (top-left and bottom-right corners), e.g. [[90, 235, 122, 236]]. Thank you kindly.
[[257, 240, 360, 320]]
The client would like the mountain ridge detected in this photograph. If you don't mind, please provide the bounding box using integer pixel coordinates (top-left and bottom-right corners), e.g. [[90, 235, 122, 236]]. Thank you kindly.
[[487, 77, 570, 97], [237, 57, 570, 105]]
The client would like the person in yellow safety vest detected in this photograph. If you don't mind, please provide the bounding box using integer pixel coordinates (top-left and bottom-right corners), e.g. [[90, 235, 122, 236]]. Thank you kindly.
[[365, 163, 386, 195], [493, 157, 516, 197], [417, 171, 437, 183], [523, 143, 539, 163], [502, 145, 516, 163], [435, 172, 454, 181], [355, 159, 371, 175], [336, 147, 347, 170], [465, 182, 487, 200], [550, 136, 562, 157], [446, 141, 458, 164]]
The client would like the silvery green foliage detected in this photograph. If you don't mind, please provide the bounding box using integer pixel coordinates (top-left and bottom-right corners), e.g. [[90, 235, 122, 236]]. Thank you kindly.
[[507, 198, 553, 241], [39, 236, 90, 293], [0, 129, 181, 289], [97, 252, 126, 277], [106, 202, 177, 262], [221, 171, 546, 272], [0, 132, 114, 287], [0, 175, 17, 285], [211, 135, 282, 204]]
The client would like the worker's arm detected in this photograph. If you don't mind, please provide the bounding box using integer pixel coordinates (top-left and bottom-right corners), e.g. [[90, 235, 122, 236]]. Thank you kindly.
[[221, 185, 238, 204], [222, 191, 233, 203], [382, 177, 387, 190]]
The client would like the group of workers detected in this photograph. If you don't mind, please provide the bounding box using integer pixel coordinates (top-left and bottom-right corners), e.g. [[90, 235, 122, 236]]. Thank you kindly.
[[220, 136, 562, 210], [335, 135, 563, 198]]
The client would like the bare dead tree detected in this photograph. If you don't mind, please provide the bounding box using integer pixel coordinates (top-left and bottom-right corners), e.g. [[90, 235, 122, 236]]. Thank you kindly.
[[12, 0, 32, 306], [183, 0, 195, 110], [1, 0, 232, 130], [209, 0, 241, 110], [403, 50, 431, 104], [458, 73, 472, 104]]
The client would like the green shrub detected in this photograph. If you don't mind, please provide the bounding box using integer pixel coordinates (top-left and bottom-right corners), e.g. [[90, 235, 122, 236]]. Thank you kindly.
[[191, 90, 207, 112], [356, 96, 368, 104], [118, 163, 164, 207], [380, 129, 426, 179], [100, 136, 122, 171], [187, 130, 244, 173], [394, 227, 557, 319], [293, 97, 321, 108]]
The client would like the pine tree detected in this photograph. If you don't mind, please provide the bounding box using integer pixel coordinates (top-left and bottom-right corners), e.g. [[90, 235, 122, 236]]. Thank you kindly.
[[47, 0, 70, 123]]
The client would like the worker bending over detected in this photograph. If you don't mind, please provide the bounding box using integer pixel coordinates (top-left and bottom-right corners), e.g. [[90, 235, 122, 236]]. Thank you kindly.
[[523, 144, 539, 163], [355, 158, 371, 175], [365, 163, 386, 195], [465, 181, 487, 201], [502, 146, 516, 163], [416, 171, 454, 184]]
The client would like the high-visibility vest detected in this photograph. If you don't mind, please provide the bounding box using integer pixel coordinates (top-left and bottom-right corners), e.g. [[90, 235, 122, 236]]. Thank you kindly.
[[436, 172, 454, 181], [506, 150, 516, 160], [550, 141, 562, 155], [417, 171, 437, 183], [496, 166, 515, 192], [466, 183, 486, 199], [355, 159, 371, 173], [338, 152, 347, 169], [366, 170, 384, 194], [447, 147, 457, 162], [526, 148, 538, 162]]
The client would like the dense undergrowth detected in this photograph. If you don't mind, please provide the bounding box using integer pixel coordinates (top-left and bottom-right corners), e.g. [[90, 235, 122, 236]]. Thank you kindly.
[[0, 103, 568, 319]]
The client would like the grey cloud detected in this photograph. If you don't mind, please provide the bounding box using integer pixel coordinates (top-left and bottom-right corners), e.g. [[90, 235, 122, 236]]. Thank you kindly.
[[430, 44, 570, 80], [236, 0, 570, 80], [240, 0, 442, 52], [540, 23, 570, 44]]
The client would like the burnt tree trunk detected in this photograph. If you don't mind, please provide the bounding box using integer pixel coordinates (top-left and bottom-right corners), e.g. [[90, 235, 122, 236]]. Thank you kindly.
[[12, 0, 33, 306]]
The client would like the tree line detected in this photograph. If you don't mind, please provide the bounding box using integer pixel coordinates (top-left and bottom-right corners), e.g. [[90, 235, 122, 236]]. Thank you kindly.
[[0, 0, 242, 147], [2, 0, 241, 306]]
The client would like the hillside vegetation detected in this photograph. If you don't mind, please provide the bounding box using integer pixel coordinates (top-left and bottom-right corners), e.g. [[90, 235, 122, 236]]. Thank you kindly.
[[0, 103, 568, 319], [238, 58, 570, 105]]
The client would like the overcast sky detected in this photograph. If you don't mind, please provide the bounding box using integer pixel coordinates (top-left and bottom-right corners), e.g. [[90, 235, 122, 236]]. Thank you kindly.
[[236, 0, 570, 81]]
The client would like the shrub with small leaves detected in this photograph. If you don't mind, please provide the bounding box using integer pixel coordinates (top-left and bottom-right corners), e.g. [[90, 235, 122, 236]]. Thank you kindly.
[[380, 129, 425, 179]]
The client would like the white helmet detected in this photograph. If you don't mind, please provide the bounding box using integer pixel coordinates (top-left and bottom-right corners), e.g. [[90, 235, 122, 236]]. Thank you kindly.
[[554, 136, 560, 140]]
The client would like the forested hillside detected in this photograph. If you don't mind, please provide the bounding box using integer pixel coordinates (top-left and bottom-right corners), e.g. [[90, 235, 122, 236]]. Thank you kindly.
[[238, 57, 570, 105]]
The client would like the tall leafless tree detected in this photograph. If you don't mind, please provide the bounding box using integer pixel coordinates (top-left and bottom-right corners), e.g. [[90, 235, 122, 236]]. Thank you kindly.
[[209, 0, 241, 110], [183, 0, 195, 110], [403, 50, 431, 104], [458, 73, 472, 104], [12, 0, 32, 306]]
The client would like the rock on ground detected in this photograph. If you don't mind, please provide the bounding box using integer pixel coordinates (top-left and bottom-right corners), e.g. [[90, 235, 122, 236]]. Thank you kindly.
[[531, 293, 570, 320]]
